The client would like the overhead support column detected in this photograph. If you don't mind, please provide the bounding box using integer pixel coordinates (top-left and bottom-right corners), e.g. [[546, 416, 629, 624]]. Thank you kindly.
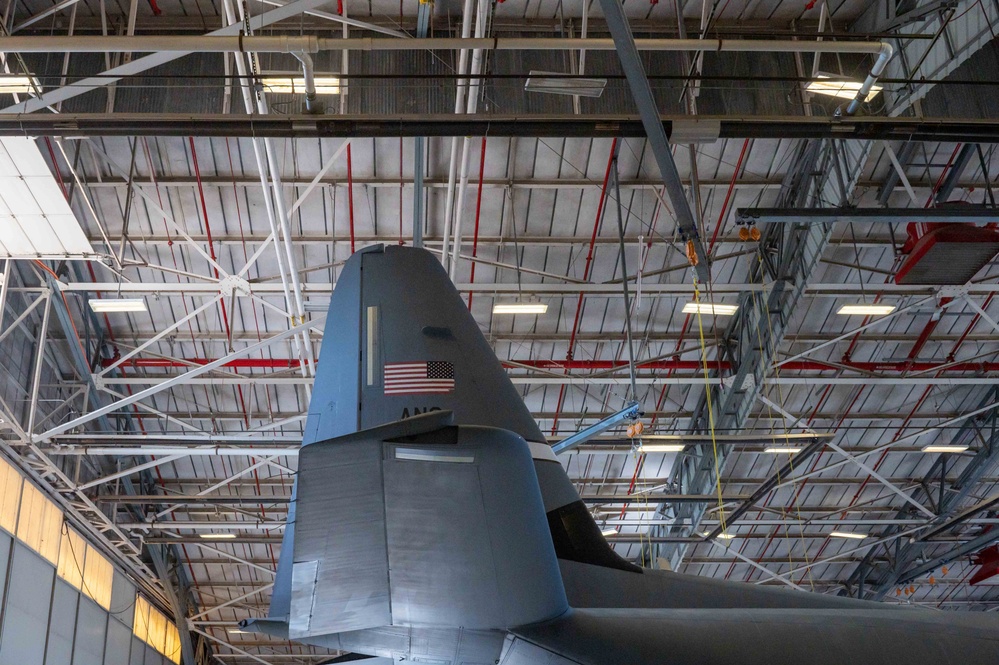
[[411, 0, 432, 247], [651, 137, 873, 570], [846, 385, 999, 600], [595, 0, 710, 282]]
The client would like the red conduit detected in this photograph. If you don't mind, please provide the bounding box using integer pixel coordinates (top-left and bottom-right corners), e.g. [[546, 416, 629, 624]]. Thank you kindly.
[[708, 138, 749, 253], [925, 144, 963, 207], [189, 137, 251, 429], [139, 139, 210, 597], [467, 137, 488, 310], [347, 144, 357, 253], [38, 154, 207, 603], [550, 139, 619, 436], [805, 150, 967, 580], [224, 136, 280, 570], [102, 357, 999, 374]]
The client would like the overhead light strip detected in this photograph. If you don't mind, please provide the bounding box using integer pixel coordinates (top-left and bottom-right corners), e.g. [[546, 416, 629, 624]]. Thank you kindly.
[[0, 74, 40, 93], [829, 531, 868, 540], [638, 443, 686, 453], [493, 302, 548, 314], [525, 71, 607, 98], [260, 75, 340, 95], [682, 302, 738, 316], [89, 298, 147, 313], [807, 74, 882, 103], [837, 304, 896, 316], [921, 445, 969, 453]]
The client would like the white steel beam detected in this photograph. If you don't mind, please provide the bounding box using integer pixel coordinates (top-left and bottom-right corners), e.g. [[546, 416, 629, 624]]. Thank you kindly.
[[35, 314, 324, 442], [49, 282, 999, 296], [0, 0, 335, 114], [75, 453, 187, 491]]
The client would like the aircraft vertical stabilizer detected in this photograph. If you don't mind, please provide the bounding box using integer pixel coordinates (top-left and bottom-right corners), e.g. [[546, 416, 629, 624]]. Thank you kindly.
[[304, 244, 545, 446]]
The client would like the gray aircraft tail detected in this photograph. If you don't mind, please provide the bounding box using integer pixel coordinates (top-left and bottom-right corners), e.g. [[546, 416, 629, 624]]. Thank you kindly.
[[303, 244, 545, 445], [267, 245, 634, 623], [268, 245, 596, 628], [246, 245, 999, 665]]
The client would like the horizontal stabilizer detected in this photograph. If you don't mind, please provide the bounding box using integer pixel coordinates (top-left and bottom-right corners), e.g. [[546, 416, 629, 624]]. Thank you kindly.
[[511, 608, 999, 665], [288, 416, 567, 638]]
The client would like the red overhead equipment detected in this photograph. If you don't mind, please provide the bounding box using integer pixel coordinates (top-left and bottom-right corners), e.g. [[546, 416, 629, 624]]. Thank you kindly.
[[895, 219, 999, 285], [969, 542, 999, 586]]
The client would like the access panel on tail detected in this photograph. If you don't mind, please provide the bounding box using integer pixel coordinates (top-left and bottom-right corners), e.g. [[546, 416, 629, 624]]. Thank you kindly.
[[285, 412, 567, 639]]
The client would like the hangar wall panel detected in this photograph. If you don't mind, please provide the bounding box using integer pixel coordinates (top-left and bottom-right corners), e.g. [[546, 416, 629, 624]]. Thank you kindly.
[[0, 543, 55, 665], [47, 581, 82, 665], [0, 457, 182, 664]]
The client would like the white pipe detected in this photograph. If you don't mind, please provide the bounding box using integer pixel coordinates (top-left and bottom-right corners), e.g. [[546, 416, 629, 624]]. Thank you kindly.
[[0, 34, 317, 52], [449, 0, 490, 280], [439, 0, 477, 274], [0, 36, 893, 55], [221, 0, 294, 319], [230, 0, 317, 383], [222, 0, 314, 389], [845, 42, 894, 116], [0, 34, 891, 117], [291, 50, 318, 112]]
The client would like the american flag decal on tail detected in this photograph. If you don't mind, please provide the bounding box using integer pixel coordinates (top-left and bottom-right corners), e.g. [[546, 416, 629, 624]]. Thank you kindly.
[[384, 361, 455, 395]]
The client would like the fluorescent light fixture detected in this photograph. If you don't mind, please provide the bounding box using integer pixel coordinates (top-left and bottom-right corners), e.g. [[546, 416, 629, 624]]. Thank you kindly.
[[88, 298, 147, 313], [492, 302, 548, 314], [921, 444, 970, 453], [701, 531, 735, 540], [829, 531, 868, 540], [525, 71, 607, 98], [682, 302, 739, 316], [260, 75, 340, 95], [639, 443, 686, 453], [227, 629, 250, 634], [0, 75, 40, 94], [199, 533, 237, 540], [763, 446, 803, 454], [837, 304, 897, 316], [600, 528, 618, 537], [807, 74, 882, 103]]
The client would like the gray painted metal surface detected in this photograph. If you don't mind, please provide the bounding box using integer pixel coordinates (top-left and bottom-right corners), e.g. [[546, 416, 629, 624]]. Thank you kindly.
[[245, 245, 999, 664]]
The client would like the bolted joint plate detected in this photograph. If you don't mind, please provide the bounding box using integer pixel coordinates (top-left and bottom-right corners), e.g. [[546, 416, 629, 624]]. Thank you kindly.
[[218, 275, 251, 297]]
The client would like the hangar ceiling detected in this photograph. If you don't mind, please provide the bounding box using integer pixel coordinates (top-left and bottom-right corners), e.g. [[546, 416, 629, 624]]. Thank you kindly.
[[1, 0, 999, 663]]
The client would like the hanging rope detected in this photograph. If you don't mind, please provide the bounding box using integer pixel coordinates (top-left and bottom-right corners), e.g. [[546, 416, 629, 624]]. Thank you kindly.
[[692, 281, 728, 538]]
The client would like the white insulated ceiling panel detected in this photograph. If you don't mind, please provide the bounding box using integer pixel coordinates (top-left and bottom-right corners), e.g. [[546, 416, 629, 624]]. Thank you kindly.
[[0, 137, 95, 259]]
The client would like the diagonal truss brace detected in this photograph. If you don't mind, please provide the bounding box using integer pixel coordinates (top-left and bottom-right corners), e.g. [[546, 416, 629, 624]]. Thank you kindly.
[[596, 0, 710, 282]]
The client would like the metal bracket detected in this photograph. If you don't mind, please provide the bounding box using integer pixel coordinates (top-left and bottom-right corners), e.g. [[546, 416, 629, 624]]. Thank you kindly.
[[552, 402, 643, 455], [218, 274, 251, 297]]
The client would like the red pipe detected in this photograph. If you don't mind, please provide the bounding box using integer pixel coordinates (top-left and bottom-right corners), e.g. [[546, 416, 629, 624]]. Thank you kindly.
[[551, 139, 619, 436], [190, 137, 250, 428], [926, 143, 962, 207], [101, 357, 999, 374], [467, 137, 488, 310], [708, 138, 749, 253], [507, 359, 999, 373]]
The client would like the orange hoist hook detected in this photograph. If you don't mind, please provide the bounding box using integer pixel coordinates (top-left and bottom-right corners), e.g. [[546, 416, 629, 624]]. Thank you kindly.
[[686, 240, 698, 266]]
